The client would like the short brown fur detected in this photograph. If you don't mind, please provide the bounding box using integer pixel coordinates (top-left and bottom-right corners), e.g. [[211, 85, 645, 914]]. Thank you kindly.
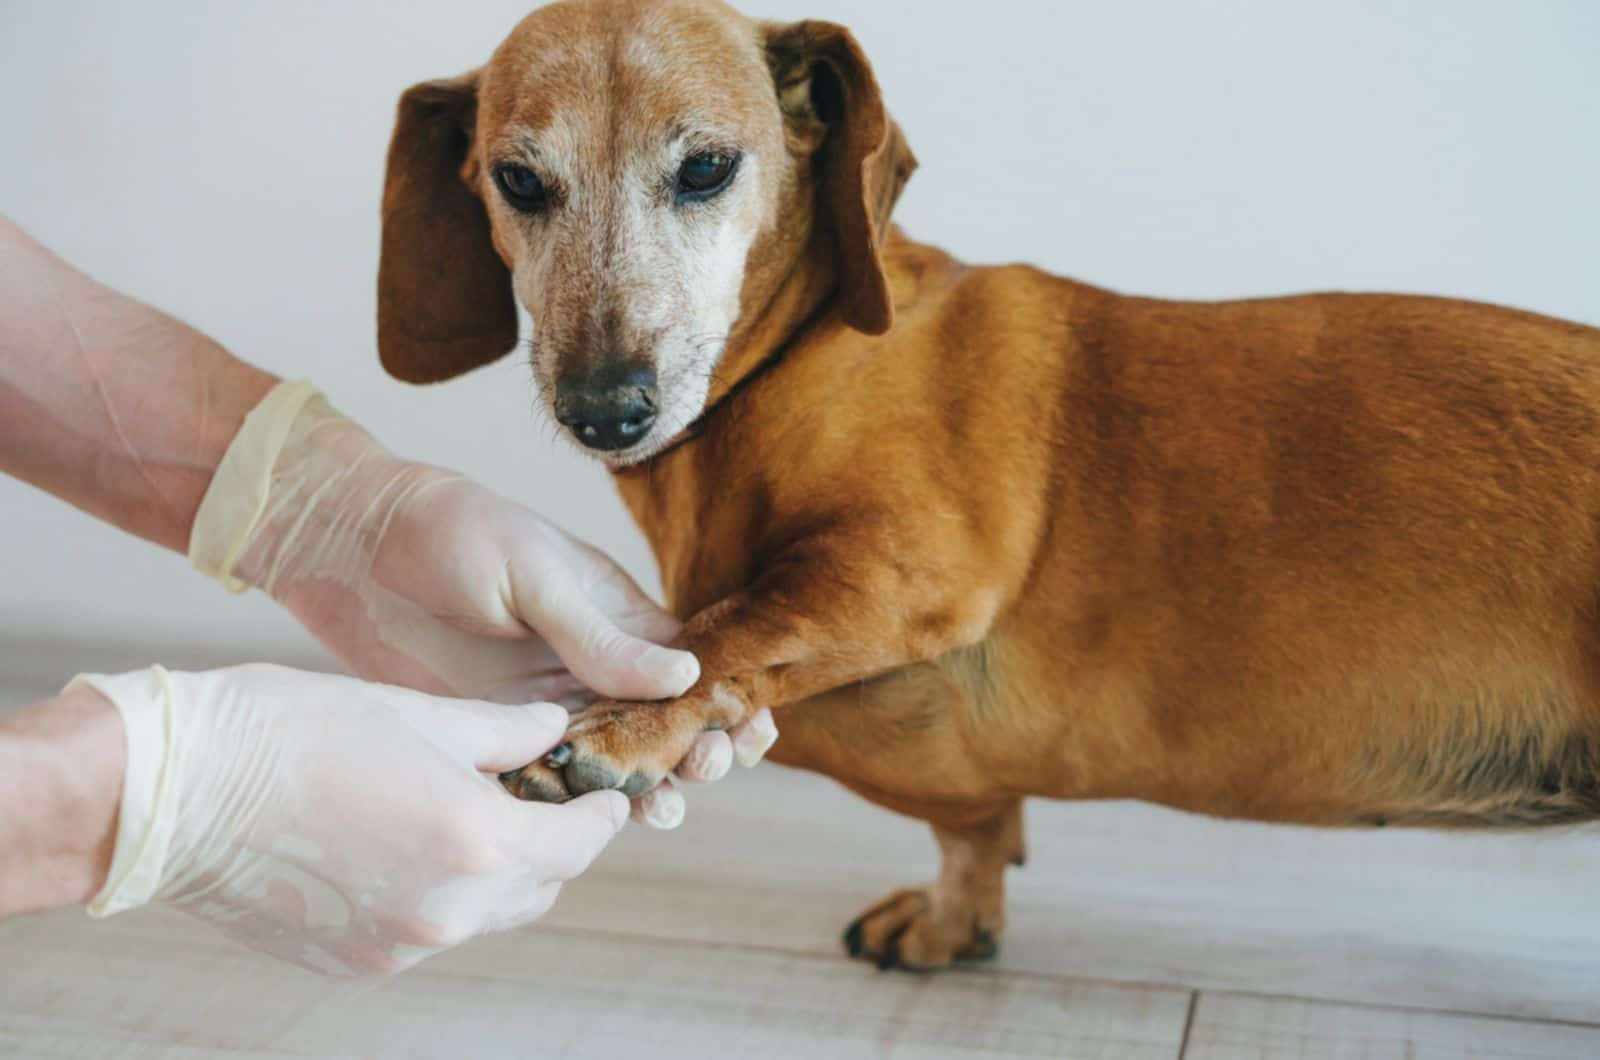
[[378, 0, 1600, 969]]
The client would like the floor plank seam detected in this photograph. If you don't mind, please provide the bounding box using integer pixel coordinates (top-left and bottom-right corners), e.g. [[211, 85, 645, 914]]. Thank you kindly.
[[534, 923, 1600, 1031], [1195, 986, 1600, 1033], [1177, 991, 1198, 1057]]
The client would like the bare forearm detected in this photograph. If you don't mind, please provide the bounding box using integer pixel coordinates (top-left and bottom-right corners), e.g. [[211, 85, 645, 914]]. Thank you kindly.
[[0, 686, 124, 918], [0, 216, 276, 552]]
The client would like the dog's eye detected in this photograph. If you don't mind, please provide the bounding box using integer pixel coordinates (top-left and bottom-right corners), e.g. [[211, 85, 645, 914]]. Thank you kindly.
[[676, 152, 739, 203], [494, 164, 548, 213]]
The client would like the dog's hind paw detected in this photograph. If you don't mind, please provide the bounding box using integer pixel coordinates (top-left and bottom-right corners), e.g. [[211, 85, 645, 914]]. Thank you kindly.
[[842, 886, 1002, 972]]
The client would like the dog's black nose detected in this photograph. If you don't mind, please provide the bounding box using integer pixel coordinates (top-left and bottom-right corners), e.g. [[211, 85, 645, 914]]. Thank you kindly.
[[554, 366, 658, 452]]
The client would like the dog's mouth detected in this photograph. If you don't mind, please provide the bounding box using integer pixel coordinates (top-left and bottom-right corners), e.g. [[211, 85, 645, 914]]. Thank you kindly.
[[586, 411, 709, 468], [579, 428, 667, 467]]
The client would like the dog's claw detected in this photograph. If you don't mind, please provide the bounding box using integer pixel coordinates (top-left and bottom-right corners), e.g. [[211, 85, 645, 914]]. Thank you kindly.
[[962, 929, 999, 962], [878, 922, 914, 971], [843, 886, 1003, 972], [842, 920, 864, 958], [500, 761, 571, 804], [544, 742, 574, 769], [845, 913, 916, 971]]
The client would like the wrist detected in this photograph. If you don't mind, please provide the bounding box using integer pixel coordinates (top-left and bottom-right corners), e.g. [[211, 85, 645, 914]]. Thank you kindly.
[[0, 686, 126, 916], [190, 383, 414, 595]]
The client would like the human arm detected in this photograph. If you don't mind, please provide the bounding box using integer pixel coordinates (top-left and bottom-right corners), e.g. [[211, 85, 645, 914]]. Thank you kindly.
[[0, 685, 123, 918], [0, 214, 274, 552]]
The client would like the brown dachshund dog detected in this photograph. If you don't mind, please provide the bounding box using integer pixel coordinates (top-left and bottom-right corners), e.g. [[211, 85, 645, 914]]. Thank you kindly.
[[376, 0, 1600, 969]]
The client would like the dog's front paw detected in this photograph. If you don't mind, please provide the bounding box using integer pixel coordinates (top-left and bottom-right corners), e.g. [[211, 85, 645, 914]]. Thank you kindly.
[[498, 748, 573, 803], [843, 886, 1003, 972], [500, 697, 714, 802]]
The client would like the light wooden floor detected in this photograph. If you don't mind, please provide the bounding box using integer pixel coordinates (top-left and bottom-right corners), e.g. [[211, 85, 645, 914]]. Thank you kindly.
[[6, 639, 1600, 1058]]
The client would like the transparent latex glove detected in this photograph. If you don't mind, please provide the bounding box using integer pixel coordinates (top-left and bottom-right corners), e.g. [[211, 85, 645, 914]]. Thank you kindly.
[[70, 664, 626, 976], [189, 383, 777, 828]]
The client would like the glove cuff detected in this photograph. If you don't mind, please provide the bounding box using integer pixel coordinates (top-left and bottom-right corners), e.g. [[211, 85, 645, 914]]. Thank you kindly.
[[65, 667, 180, 918], [189, 380, 323, 591]]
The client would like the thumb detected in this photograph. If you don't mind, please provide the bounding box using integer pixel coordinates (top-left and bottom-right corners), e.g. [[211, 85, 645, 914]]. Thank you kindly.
[[580, 612, 701, 700], [418, 697, 571, 772], [519, 577, 700, 701], [502, 790, 629, 882]]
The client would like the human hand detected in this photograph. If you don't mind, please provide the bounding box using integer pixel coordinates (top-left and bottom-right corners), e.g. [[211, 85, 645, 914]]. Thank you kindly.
[[71, 664, 624, 976], [188, 384, 776, 826]]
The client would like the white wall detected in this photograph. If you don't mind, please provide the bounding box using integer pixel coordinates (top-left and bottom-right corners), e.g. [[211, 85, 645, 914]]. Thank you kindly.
[[2, 0, 1596, 657]]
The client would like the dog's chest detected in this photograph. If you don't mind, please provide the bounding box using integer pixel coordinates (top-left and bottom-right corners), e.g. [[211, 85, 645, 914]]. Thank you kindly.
[[611, 451, 775, 619]]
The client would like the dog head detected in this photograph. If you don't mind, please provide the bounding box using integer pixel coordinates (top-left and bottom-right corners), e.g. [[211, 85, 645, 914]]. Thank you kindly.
[[377, 0, 915, 464]]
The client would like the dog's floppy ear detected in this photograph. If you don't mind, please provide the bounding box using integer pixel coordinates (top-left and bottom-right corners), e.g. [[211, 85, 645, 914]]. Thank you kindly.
[[765, 22, 917, 336], [378, 70, 518, 383]]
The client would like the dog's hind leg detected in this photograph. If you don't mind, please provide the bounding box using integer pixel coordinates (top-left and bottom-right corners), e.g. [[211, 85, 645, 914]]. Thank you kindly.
[[842, 799, 1024, 971], [763, 659, 1025, 971]]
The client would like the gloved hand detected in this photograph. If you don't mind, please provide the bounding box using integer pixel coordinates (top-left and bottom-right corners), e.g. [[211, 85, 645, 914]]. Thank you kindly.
[[71, 664, 623, 976], [188, 383, 777, 827]]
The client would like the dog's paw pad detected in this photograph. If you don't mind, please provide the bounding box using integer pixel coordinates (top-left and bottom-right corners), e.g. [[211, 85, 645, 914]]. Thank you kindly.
[[512, 740, 670, 801], [563, 754, 661, 798]]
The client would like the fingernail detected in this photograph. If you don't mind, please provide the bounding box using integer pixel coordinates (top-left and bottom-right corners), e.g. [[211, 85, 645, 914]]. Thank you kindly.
[[687, 736, 732, 782], [529, 703, 569, 730], [734, 712, 778, 768], [644, 787, 685, 830], [642, 648, 699, 696]]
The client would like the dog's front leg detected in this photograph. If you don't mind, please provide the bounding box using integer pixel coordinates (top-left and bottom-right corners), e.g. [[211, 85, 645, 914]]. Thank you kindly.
[[503, 528, 1000, 801]]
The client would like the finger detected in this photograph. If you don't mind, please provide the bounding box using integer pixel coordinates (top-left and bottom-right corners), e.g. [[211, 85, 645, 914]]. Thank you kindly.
[[501, 790, 628, 881], [515, 569, 699, 701], [611, 601, 684, 645], [293, 933, 416, 979], [675, 731, 733, 784], [417, 697, 570, 772], [382, 942, 445, 975], [731, 708, 779, 768], [428, 875, 563, 938], [631, 777, 686, 830], [487, 880, 563, 933], [553, 689, 600, 712], [478, 673, 592, 712]]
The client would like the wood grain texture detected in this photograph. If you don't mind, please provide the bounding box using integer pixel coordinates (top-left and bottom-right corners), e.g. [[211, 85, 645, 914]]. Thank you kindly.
[[7, 647, 1600, 1055], [0, 905, 1189, 1059], [1182, 994, 1600, 1060], [547, 765, 1600, 1024]]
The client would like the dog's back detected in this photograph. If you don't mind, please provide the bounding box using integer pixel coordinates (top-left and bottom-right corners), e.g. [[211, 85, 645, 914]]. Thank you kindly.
[[1011, 279, 1600, 827]]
